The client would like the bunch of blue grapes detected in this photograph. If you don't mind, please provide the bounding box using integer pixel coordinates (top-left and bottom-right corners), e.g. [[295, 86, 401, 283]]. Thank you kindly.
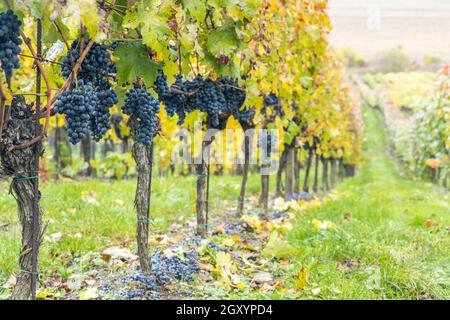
[[154, 71, 191, 125], [0, 10, 22, 80], [53, 82, 98, 144], [217, 76, 253, 126], [151, 249, 199, 284], [155, 71, 250, 129], [61, 39, 113, 82], [122, 87, 160, 145], [91, 79, 118, 141], [261, 93, 285, 117], [264, 93, 279, 106], [58, 39, 118, 144], [191, 79, 227, 128], [236, 106, 255, 126], [217, 76, 246, 112]]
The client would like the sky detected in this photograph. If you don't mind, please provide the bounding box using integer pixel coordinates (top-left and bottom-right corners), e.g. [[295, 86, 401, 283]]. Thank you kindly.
[[328, 0, 450, 61]]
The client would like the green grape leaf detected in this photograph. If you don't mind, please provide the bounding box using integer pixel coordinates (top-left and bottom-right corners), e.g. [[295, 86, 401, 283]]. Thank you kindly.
[[185, 0, 207, 21], [123, 1, 174, 60], [78, 0, 101, 38], [206, 26, 239, 58], [114, 44, 160, 87]]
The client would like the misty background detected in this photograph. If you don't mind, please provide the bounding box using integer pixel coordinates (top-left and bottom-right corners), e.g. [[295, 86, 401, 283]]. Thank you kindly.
[[328, 0, 450, 61]]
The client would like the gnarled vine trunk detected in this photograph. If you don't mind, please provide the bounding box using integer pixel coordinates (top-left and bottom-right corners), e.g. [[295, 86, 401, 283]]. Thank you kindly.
[[338, 157, 344, 181], [284, 144, 295, 199], [260, 173, 270, 218], [130, 119, 153, 275], [196, 139, 213, 237], [330, 157, 337, 188], [276, 148, 287, 196], [1, 96, 43, 300], [303, 148, 313, 192], [321, 156, 329, 192], [313, 153, 320, 193], [237, 130, 253, 216], [294, 148, 300, 194]]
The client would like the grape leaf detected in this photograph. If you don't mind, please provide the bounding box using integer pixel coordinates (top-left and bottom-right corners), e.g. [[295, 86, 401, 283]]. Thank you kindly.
[[261, 232, 296, 258], [114, 44, 160, 87], [184, 0, 207, 21], [206, 26, 239, 57]]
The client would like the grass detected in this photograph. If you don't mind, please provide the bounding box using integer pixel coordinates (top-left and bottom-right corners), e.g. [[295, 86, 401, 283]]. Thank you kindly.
[[284, 106, 449, 299], [0, 106, 448, 300], [0, 168, 276, 289]]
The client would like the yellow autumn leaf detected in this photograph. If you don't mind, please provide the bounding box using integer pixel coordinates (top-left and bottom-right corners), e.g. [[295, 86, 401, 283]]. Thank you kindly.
[[241, 214, 264, 231], [311, 219, 336, 230], [79, 287, 98, 300], [295, 268, 309, 291], [273, 197, 289, 211]]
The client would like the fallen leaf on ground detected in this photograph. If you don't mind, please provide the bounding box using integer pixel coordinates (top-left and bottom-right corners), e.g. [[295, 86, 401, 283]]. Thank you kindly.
[[425, 219, 439, 229], [344, 212, 352, 222], [241, 215, 264, 231], [311, 287, 321, 296], [3, 275, 16, 289], [36, 288, 60, 300], [253, 271, 273, 284], [80, 287, 98, 300], [273, 197, 289, 211], [81, 191, 99, 205], [85, 279, 96, 286], [199, 262, 215, 272], [101, 247, 138, 262], [295, 268, 309, 291], [213, 223, 226, 234], [312, 219, 336, 230], [115, 199, 124, 206], [336, 260, 360, 271], [261, 232, 296, 258], [168, 223, 180, 233], [259, 282, 275, 292]]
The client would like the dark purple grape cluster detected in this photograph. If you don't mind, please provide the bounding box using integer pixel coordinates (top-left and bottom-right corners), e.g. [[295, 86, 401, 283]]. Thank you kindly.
[[121, 273, 160, 292], [261, 93, 285, 118], [53, 81, 99, 144], [0, 10, 22, 80], [154, 70, 250, 129], [61, 39, 113, 82], [217, 76, 253, 126], [122, 87, 160, 145], [264, 93, 279, 106], [91, 79, 118, 140], [192, 79, 227, 127], [155, 70, 193, 125], [57, 39, 118, 144]]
